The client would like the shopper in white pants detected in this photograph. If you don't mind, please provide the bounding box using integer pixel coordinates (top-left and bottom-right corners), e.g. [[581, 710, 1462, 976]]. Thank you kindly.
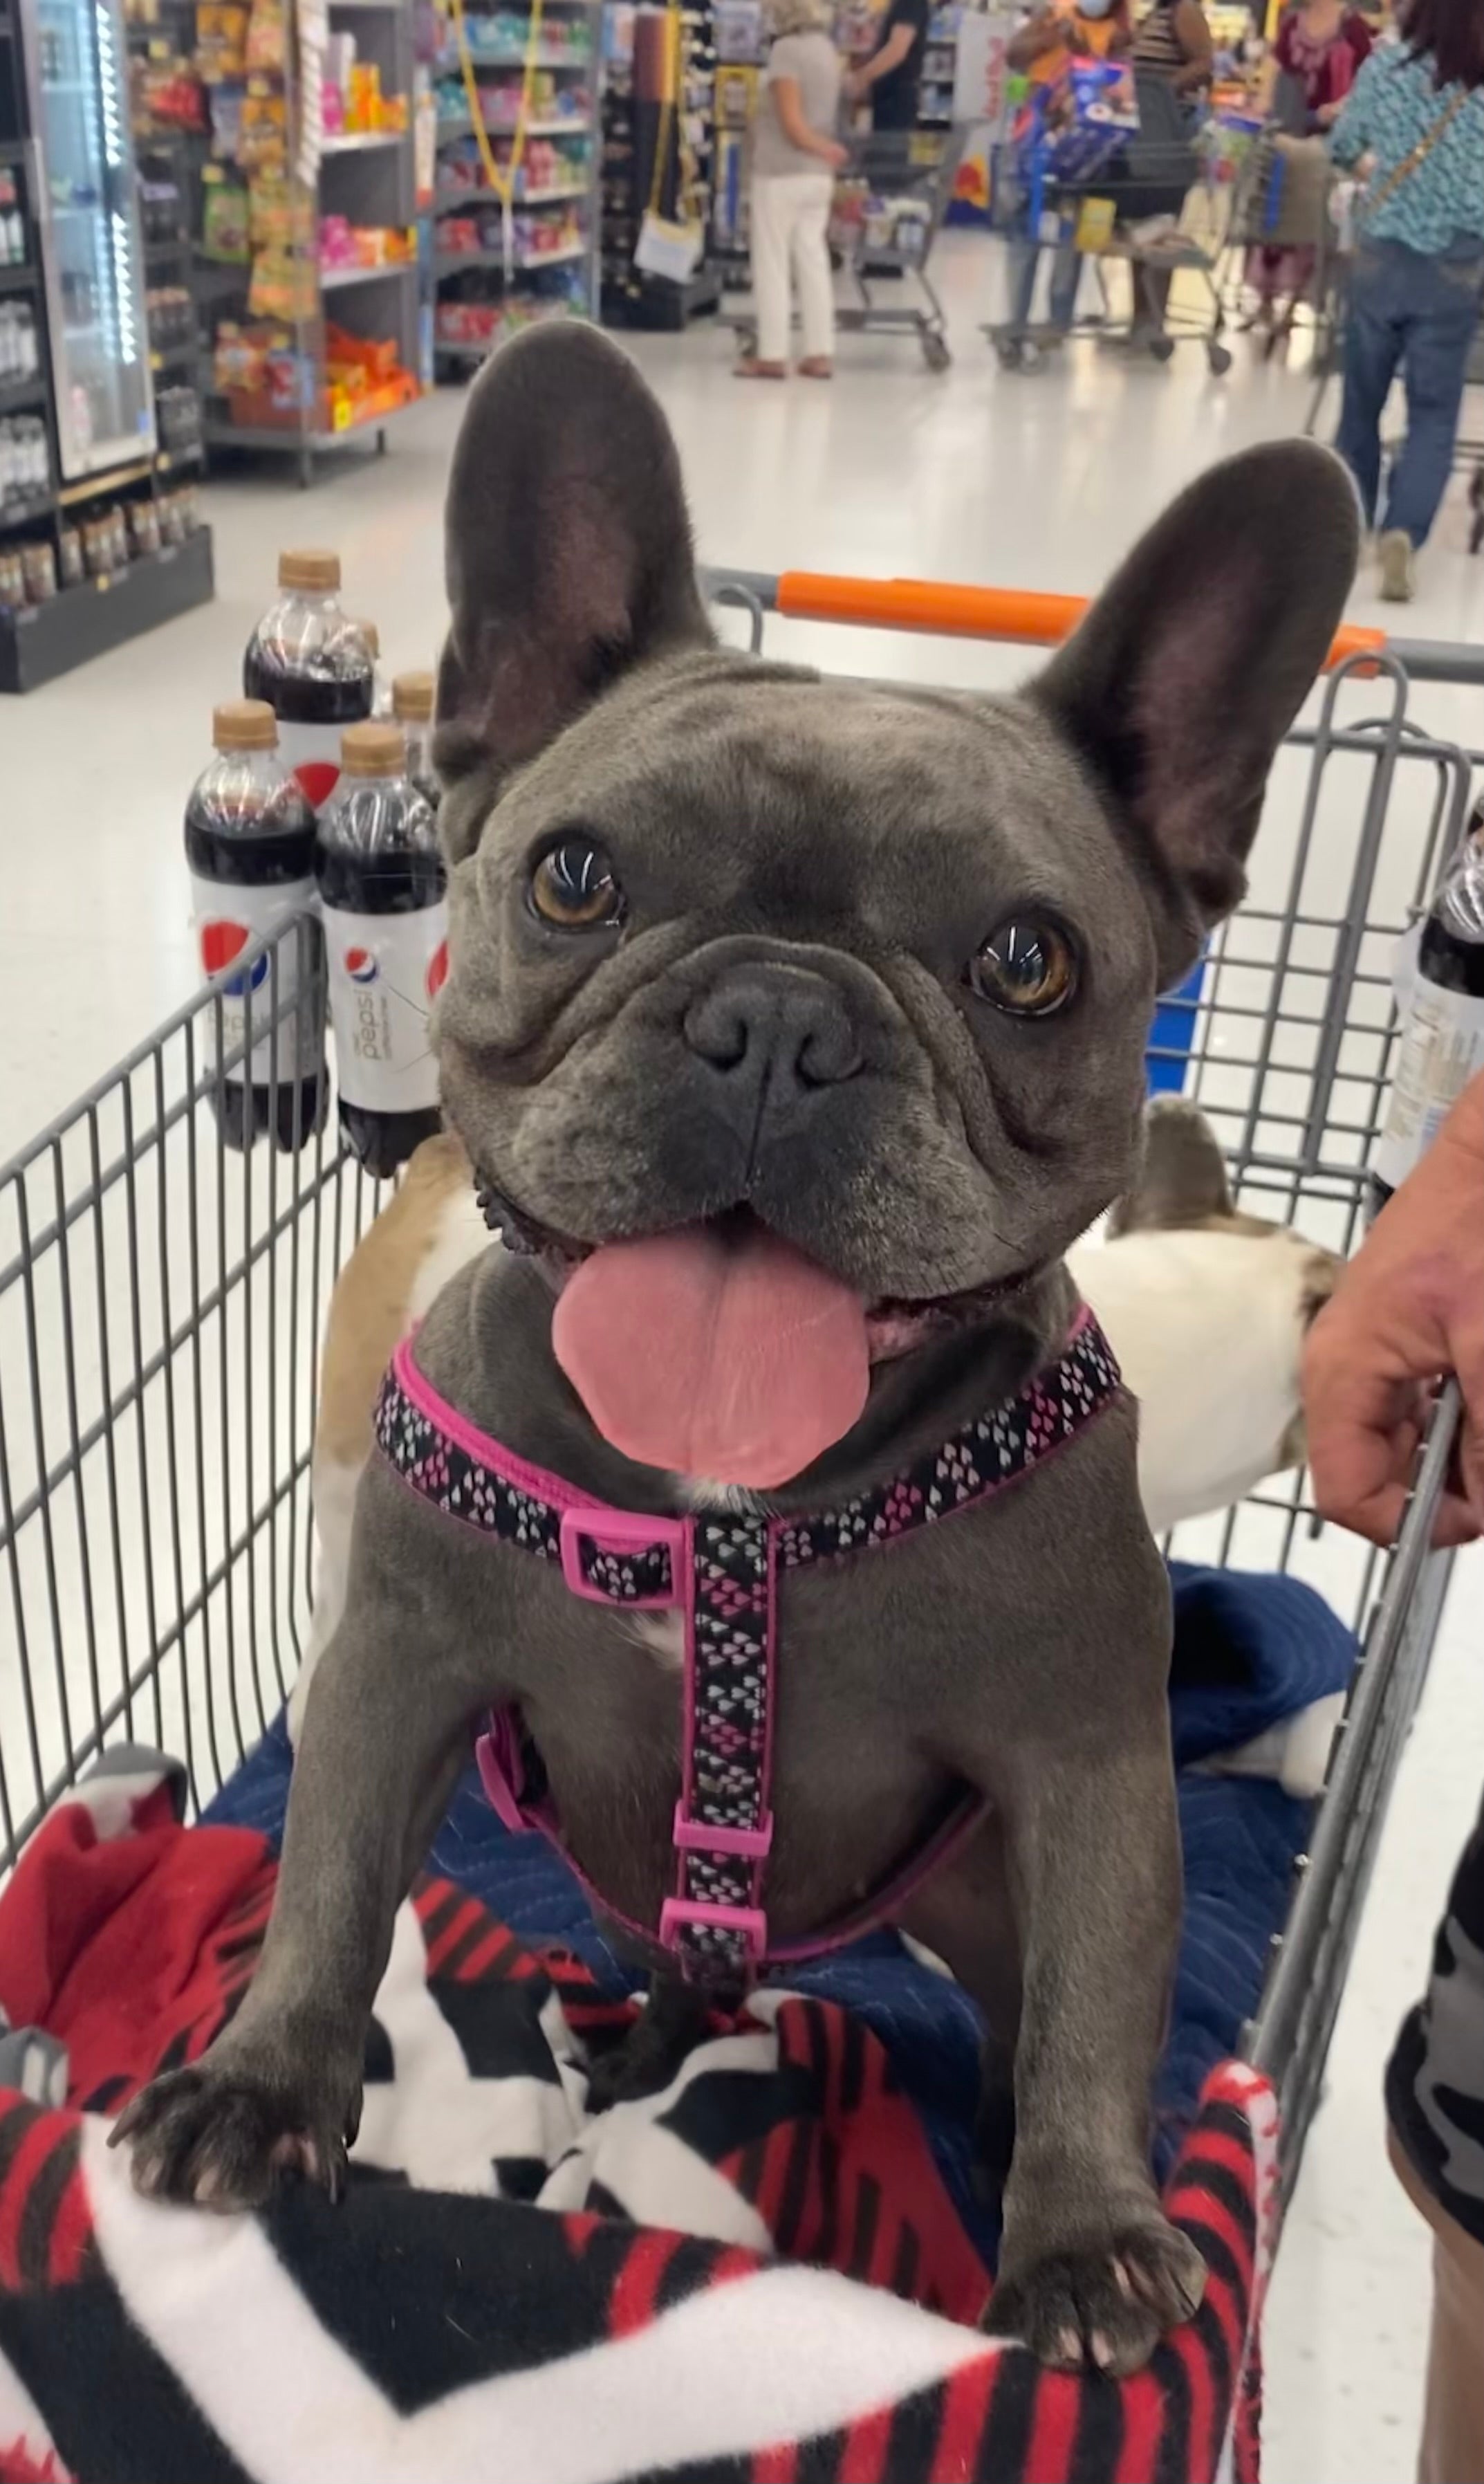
[[738, 0, 847, 380]]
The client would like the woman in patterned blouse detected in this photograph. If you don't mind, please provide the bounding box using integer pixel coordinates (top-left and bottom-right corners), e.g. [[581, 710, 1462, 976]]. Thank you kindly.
[[1329, 0, 1484, 600]]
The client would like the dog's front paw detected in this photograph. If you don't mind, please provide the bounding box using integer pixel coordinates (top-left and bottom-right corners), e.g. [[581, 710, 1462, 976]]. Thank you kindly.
[[985, 2216, 1205, 2375], [111, 2054, 358, 2212]]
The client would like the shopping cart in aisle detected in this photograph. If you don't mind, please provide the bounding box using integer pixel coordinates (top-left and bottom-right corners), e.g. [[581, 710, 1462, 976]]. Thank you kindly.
[[985, 71, 1233, 372], [732, 127, 964, 371], [0, 567, 1478, 2477]]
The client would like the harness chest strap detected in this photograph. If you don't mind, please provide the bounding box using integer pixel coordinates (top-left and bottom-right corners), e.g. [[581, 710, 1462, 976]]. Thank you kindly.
[[373, 1309, 1124, 1985]]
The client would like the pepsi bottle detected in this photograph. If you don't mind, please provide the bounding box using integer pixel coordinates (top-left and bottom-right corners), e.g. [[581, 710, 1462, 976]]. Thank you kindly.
[[392, 670, 438, 812], [185, 700, 327, 1152], [243, 549, 374, 814], [318, 720, 448, 1178], [1368, 819, 1484, 1219]]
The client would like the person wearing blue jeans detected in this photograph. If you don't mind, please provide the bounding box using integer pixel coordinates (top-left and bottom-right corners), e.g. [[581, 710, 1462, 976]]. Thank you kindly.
[[1335, 237, 1484, 575], [1329, 0, 1484, 600], [1006, 231, 1082, 346]]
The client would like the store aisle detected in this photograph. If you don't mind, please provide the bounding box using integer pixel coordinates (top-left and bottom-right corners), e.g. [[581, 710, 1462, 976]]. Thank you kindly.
[[3, 228, 1483, 2481]]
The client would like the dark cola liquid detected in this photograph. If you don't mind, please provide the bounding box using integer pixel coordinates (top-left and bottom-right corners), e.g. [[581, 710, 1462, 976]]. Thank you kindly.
[[318, 827, 447, 1179], [187, 781, 328, 1154], [243, 636, 373, 726]]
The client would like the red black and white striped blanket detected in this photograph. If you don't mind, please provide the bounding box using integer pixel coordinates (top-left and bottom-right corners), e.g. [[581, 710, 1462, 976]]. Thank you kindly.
[[0, 1752, 1279, 2484]]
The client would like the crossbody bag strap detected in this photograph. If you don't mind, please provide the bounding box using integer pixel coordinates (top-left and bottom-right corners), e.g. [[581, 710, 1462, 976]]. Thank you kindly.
[[1362, 84, 1469, 223]]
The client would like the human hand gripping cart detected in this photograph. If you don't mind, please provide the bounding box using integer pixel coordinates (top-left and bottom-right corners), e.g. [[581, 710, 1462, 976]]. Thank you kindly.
[[0, 574, 1476, 2481]]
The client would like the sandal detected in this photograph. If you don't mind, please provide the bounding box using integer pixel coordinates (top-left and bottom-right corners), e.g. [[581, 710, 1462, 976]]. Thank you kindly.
[[734, 357, 787, 380], [797, 357, 833, 379]]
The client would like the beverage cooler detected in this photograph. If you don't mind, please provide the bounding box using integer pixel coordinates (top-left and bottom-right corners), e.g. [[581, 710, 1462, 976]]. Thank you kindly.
[[0, 0, 212, 690], [21, 0, 154, 477]]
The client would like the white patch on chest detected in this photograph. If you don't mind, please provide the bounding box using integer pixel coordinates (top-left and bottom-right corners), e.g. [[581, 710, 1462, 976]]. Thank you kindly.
[[622, 1610, 686, 1672]]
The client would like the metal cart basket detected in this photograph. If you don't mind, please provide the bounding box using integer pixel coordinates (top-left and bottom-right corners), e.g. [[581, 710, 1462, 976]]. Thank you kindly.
[[734, 127, 965, 372], [0, 573, 1477, 2238]]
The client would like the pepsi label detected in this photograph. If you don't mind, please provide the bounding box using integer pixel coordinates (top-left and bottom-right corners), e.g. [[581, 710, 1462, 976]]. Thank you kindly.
[[324, 904, 449, 1112], [192, 873, 320, 1084], [1373, 968, 1484, 1195], [275, 719, 346, 815]]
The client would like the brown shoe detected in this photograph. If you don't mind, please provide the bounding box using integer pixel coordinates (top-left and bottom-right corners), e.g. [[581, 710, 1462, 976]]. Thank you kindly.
[[797, 356, 833, 379], [734, 357, 787, 380]]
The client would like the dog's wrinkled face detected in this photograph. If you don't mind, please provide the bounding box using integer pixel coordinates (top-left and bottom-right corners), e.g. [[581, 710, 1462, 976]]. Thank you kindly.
[[438, 654, 1162, 1311], [430, 326, 1357, 1383]]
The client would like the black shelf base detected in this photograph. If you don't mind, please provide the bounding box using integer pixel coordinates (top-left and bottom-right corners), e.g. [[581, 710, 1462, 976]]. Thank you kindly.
[[1, 527, 215, 693], [602, 267, 722, 331]]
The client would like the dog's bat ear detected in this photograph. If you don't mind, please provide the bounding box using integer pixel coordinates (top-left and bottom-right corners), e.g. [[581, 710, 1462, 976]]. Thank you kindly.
[[1031, 440, 1358, 986], [1106, 1098, 1234, 1237], [433, 323, 710, 847]]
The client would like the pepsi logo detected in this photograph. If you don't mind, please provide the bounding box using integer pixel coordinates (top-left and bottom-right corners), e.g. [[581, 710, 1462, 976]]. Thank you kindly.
[[201, 921, 270, 995], [294, 761, 340, 811], [344, 946, 379, 984], [426, 940, 449, 1002]]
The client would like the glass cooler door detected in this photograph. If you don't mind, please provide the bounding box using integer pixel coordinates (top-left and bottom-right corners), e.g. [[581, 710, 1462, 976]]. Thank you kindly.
[[21, 0, 155, 479]]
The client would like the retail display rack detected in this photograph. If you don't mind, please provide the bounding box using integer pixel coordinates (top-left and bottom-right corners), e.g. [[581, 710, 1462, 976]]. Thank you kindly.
[[0, 0, 213, 692], [129, 0, 423, 485], [601, 0, 718, 331], [431, 0, 600, 374]]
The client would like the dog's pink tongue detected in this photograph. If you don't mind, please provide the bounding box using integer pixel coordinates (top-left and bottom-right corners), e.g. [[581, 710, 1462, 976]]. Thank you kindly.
[[553, 1227, 869, 1487]]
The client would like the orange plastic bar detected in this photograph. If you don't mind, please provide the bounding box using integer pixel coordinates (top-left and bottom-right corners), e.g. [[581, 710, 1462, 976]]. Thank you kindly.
[[773, 571, 1387, 673]]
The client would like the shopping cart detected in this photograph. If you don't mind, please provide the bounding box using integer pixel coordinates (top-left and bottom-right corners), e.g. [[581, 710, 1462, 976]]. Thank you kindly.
[[0, 571, 1477, 2454], [1223, 126, 1343, 371], [732, 127, 965, 372], [985, 71, 1233, 372]]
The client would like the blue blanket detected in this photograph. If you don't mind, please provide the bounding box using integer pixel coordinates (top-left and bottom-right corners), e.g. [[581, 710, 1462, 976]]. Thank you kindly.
[[207, 1562, 1355, 2261]]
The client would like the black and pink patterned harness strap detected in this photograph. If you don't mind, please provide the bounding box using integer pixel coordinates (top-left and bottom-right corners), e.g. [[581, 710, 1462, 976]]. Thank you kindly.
[[373, 1312, 1124, 1987]]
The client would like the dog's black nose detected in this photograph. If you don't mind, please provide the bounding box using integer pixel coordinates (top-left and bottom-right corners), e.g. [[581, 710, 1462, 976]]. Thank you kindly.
[[683, 966, 862, 1097]]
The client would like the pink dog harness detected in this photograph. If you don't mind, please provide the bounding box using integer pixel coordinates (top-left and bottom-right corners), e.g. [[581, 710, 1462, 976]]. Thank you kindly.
[[373, 1309, 1123, 1986]]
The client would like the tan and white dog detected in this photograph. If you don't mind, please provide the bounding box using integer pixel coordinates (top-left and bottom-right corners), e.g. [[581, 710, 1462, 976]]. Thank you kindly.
[[288, 1097, 1339, 1746]]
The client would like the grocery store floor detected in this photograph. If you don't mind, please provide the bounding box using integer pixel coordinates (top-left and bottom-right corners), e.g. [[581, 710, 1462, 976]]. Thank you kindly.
[[6, 229, 1484, 2480]]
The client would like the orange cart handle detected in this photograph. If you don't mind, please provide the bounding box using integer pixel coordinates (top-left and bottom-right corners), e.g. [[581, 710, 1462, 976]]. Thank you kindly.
[[773, 572, 1386, 673]]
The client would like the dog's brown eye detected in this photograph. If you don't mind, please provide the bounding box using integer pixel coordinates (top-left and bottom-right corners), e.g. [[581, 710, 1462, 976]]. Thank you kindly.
[[970, 919, 1077, 1017], [530, 838, 624, 930]]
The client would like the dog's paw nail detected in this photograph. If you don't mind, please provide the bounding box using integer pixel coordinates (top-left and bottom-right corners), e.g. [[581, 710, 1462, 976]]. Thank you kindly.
[[1055, 2326, 1082, 2367], [1090, 2330, 1116, 2371]]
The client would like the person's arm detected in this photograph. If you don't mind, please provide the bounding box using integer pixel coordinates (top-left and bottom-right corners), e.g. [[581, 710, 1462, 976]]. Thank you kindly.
[[1007, 6, 1061, 72], [1327, 48, 1375, 165], [1303, 1071, 1484, 1547], [847, 9, 917, 95], [1169, 0, 1214, 93], [770, 73, 848, 165]]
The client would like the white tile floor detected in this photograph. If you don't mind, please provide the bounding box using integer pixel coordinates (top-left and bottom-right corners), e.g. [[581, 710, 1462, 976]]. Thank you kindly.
[[3, 229, 1484, 2476]]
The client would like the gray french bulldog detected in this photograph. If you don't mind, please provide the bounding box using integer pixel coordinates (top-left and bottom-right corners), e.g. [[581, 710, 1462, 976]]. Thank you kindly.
[[116, 326, 1357, 2373]]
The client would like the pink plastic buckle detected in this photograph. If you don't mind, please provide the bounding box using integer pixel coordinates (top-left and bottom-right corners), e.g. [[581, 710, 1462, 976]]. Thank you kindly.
[[558, 1506, 688, 1609], [660, 1897, 768, 1961], [672, 1803, 773, 1861]]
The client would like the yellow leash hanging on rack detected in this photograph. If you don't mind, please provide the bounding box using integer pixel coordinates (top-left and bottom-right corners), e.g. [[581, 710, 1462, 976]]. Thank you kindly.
[[447, 0, 546, 209]]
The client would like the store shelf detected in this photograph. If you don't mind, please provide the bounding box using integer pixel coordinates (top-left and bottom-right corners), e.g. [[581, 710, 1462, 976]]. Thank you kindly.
[[203, 390, 420, 455], [0, 488, 56, 533], [320, 260, 416, 291], [435, 240, 585, 274], [0, 528, 214, 695], [321, 130, 405, 155], [435, 178, 587, 210], [144, 234, 192, 266], [435, 48, 592, 69], [0, 263, 41, 295], [436, 112, 591, 141], [155, 441, 205, 472], [0, 376, 47, 418], [149, 335, 206, 373]]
